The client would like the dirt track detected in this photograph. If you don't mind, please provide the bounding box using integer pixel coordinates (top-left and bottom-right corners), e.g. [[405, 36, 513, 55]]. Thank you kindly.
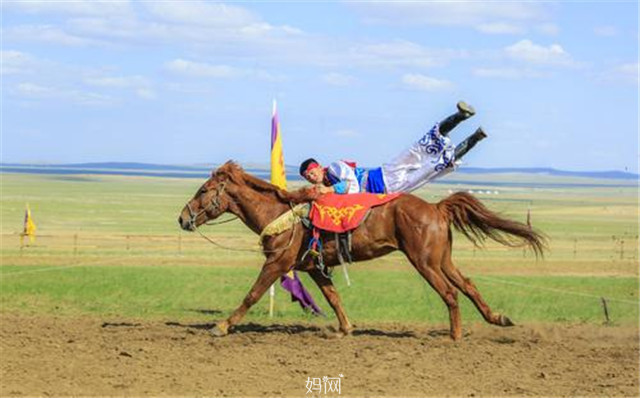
[[1, 313, 638, 397]]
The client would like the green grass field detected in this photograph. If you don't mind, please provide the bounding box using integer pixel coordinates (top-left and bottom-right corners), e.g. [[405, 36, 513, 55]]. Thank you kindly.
[[1, 172, 638, 326]]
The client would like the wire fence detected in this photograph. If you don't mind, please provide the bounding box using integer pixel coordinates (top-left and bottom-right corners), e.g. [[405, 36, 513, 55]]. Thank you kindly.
[[3, 230, 638, 262], [2, 231, 637, 324]]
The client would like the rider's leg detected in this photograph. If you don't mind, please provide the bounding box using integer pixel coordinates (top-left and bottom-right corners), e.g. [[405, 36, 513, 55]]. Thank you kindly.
[[454, 127, 487, 160], [438, 101, 476, 136]]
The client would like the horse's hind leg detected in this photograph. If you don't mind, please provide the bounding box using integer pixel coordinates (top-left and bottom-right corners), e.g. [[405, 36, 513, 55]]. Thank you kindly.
[[308, 268, 353, 335], [441, 246, 514, 327], [405, 248, 462, 340]]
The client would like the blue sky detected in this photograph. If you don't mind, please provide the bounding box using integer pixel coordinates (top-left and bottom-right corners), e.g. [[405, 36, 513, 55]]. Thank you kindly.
[[2, 1, 638, 172]]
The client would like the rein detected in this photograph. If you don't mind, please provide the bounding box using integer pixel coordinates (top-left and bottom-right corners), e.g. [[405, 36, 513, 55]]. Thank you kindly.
[[193, 219, 299, 254], [186, 182, 299, 255]]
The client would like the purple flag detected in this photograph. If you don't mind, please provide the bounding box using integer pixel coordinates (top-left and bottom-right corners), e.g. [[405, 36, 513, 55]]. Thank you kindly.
[[280, 272, 324, 316]]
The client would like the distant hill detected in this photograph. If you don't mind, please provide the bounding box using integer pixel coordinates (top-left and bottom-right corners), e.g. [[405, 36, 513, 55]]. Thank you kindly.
[[1, 162, 638, 181], [459, 167, 639, 180], [0, 162, 213, 172]]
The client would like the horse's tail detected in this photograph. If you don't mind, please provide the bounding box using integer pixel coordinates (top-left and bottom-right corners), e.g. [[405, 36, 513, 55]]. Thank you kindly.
[[437, 192, 547, 257]]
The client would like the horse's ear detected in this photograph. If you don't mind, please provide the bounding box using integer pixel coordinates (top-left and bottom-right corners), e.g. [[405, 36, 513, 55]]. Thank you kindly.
[[212, 165, 238, 184]]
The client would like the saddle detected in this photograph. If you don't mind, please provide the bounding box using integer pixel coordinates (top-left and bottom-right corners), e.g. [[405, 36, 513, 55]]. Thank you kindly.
[[308, 192, 400, 233], [306, 192, 401, 276], [260, 193, 401, 277]]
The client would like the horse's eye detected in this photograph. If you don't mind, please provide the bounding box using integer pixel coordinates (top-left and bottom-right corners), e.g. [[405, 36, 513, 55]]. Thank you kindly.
[[199, 187, 208, 196]]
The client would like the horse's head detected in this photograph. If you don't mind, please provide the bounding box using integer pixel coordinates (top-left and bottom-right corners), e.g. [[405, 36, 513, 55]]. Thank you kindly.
[[178, 162, 239, 231]]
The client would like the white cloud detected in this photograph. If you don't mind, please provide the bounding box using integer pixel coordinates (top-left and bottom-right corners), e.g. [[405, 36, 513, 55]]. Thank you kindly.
[[83, 75, 156, 100], [476, 22, 524, 35], [1, 50, 36, 75], [358, 41, 435, 65], [84, 75, 149, 88], [323, 73, 356, 87], [3, 0, 134, 17], [472, 67, 546, 79], [144, 1, 260, 28], [598, 63, 639, 85], [401, 74, 454, 91], [349, 2, 552, 36], [135, 88, 157, 100], [13, 82, 113, 105], [505, 39, 576, 66], [347, 40, 464, 69], [4, 1, 305, 57], [594, 26, 619, 37], [4, 24, 105, 47], [164, 58, 283, 82], [3, 2, 458, 72], [165, 59, 240, 78], [351, 2, 547, 26], [535, 23, 559, 36]]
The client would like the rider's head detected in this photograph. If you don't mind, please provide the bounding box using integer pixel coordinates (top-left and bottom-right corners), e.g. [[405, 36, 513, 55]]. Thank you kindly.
[[299, 158, 324, 184]]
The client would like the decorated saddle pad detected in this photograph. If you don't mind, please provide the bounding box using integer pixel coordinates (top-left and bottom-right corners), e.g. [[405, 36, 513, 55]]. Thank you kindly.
[[309, 192, 401, 233], [259, 203, 310, 243]]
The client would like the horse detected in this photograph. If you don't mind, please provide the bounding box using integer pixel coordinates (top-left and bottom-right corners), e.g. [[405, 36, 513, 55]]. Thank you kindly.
[[178, 161, 546, 340]]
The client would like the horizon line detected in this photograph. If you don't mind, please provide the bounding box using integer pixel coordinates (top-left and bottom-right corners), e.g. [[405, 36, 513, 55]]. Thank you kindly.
[[1, 161, 638, 178]]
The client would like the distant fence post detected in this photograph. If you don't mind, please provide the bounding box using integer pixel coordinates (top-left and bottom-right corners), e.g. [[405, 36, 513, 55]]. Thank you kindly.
[[573, 238, 577, 259], [178, 234, 182, 254], [600, 297, 610, 324], [73, 233, 78, 256], [126, 235, 130, 251]]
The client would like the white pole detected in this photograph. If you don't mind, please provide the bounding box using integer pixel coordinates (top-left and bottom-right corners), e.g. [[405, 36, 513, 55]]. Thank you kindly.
[[342, 264, 352, 287], [269, 284, 275, 317]]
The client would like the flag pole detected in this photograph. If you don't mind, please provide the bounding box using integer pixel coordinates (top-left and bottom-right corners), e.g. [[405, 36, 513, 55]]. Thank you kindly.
[[342, 263, 351, 286], [267, 99, 322, 316], [268, 99, 278, 317]]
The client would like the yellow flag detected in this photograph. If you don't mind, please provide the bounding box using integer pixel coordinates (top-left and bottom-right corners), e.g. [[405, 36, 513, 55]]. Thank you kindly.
[[270, 99, 287, 190], [271, 101, 292, 279], [23, 204, 37, 244], [269, 101, 320, 313]]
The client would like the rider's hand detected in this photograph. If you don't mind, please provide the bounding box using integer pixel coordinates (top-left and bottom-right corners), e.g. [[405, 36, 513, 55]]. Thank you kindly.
[[315, 184, 334, 194]]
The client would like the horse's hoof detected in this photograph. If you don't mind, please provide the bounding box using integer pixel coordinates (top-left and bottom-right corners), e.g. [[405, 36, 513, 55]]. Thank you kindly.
[[326, 331, 347, 340], [499, 315, 515, 327], [340, 326, 354, 336], [210, 323, 229, 337], [322, 326, 351, 339]]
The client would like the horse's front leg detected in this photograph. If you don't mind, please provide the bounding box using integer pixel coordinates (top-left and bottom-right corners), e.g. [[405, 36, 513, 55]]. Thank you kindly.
[[211, 259, 286, 337]]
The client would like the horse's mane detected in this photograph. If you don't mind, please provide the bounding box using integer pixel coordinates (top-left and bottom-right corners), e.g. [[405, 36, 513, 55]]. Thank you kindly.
[[216, 161, 318, 204]]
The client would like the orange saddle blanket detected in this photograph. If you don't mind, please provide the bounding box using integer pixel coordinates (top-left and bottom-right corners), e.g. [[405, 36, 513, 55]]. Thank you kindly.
[[308, 192, 401, 233]]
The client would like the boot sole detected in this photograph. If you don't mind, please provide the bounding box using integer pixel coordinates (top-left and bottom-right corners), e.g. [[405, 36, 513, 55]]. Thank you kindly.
[[475, 127, 487, 139], [457, 101, 476, 117]]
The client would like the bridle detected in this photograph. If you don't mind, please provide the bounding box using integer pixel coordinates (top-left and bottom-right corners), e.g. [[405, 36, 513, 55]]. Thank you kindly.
[[184, 180, 298, 255], [185, 181, 231, 229]]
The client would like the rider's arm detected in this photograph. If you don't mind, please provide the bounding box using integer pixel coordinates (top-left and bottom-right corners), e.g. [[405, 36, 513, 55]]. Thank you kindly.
[[327, 162, 359, 194]]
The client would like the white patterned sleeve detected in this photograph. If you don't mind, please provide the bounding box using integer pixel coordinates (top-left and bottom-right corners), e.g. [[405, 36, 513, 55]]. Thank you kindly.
[[328, 161, 360, 193]]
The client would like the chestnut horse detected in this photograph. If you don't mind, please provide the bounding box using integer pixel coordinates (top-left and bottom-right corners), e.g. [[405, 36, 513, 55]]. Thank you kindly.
[[178, 161, 545, 340]]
